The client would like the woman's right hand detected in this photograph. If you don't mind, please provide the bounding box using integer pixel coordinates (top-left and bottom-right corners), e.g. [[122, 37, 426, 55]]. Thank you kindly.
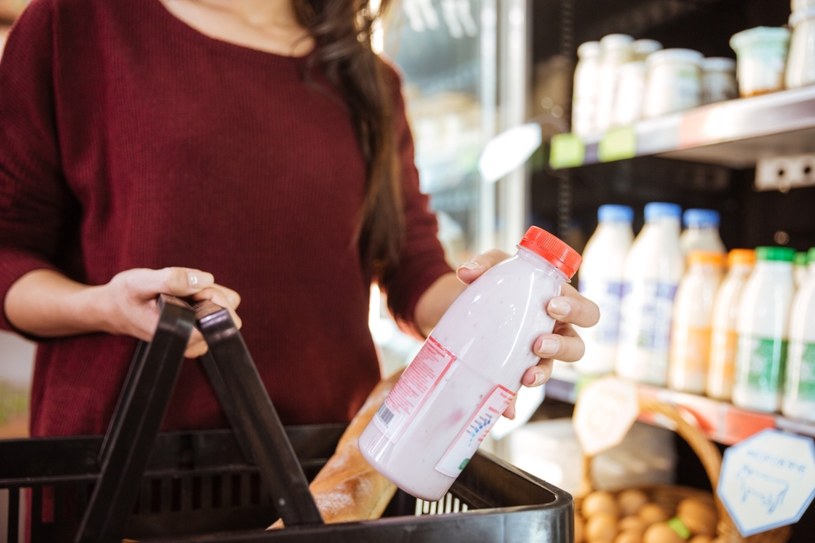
[[97, 267, 242, 358], [6, 266, 241, 358]]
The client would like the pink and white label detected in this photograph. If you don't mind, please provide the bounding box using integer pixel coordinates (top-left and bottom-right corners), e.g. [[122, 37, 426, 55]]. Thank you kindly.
[[374, 336, 456, 441], [435, 385, 515, 477]]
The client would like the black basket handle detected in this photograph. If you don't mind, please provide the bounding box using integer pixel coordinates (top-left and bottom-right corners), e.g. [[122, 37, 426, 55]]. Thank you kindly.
[[74, 295, 322, 543], [76, 294, 196, 543], [194, 299, 323, 527]]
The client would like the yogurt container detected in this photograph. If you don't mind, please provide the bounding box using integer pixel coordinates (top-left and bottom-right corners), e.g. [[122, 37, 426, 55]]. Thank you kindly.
[[730, 26, 791, 97], [359, 226, 581, 501]]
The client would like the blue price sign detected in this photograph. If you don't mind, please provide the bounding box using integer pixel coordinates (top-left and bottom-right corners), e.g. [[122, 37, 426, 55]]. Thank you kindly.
[[718, 429, 815, 537]]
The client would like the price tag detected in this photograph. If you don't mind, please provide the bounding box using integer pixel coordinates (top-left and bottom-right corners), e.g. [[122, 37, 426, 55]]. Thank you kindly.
[[549, 133, 585, 169], [573, 377, 638, 456], [598, 126, 636, 162], [717, 429, 815, 537]]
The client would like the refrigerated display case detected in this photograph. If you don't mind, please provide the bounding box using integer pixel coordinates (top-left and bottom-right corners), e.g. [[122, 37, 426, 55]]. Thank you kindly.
[[526, 0, 815, 541], [381, 0, 531, 259]]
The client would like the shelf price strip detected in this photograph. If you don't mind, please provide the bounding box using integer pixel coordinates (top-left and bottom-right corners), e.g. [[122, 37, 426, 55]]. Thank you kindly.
[[549, 133, 586, 169], [598, 126, 637, 163]]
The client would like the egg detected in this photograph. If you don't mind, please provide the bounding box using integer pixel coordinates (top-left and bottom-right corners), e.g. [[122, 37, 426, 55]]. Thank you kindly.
[[643, 522, 684, 543], [575, 514, 585, 543], [618, 515, 646, 535], [617, 489, 649, 516], [583, 490, 620, 518], [677, 498, 717, 536], [638, 503, 670, 526], [586, 512, 619, 542], [614, 529, 643, 543]]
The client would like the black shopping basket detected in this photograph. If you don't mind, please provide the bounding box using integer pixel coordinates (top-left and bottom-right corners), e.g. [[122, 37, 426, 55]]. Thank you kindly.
[[0, 295, 573, 542]]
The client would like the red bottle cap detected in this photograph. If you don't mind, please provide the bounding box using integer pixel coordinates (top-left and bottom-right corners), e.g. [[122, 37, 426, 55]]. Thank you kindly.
[[519, 226, 582, 279]]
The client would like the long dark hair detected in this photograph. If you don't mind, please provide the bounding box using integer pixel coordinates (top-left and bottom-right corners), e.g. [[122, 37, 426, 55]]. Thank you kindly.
[[294, 0, 403, 278]]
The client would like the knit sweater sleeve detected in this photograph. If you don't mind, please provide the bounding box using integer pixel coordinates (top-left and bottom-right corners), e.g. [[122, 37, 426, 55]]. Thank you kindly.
[[379, 65, 454, 336], [0, 0, 72, 331]]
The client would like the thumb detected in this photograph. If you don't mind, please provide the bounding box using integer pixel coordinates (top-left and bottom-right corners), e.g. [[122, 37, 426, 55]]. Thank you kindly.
[[455, 249, 509, 284]]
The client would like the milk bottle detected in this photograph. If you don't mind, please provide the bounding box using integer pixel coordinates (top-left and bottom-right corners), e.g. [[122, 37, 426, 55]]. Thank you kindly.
[[359, 226, 581, 501], [783, 247, 815, 422], [572, 41, 602, 137], [668, 251, 724, 394], [679, 208, 726, 259], [616, 202, 684, 386], [576, 205, 634, 375], [794, 251, 809, 288], [707, 249, 756, 401], [732, 246, 796, 412]]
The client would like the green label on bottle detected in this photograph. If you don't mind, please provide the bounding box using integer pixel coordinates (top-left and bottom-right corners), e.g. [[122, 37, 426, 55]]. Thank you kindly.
[[737, 335, 788, 394], [786, 341, 815, 400]]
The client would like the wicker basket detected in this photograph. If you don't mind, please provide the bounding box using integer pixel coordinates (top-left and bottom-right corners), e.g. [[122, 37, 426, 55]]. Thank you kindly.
[[574, 397, 792, 543]]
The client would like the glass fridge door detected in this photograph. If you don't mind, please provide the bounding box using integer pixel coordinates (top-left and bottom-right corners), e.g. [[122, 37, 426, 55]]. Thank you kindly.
[[381, 0, 531, 256], [372, 0, 531, 368]]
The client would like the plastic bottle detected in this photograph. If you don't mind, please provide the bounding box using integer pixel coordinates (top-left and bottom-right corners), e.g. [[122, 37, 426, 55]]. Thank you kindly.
[[595, 34, 634, 133], [680, 208, 726, 259], [707, 249, 756, 401], [783, 247, 815, 422], [572, 41, 602, 137], [732, 246, 796, 412], [668, 251, 725, 394], [642, 48, 703, 117], [359, 226, 581, 501], [616, 202, 684, 386], [576, 205, 634, 375], [794, 251, 809, 288]]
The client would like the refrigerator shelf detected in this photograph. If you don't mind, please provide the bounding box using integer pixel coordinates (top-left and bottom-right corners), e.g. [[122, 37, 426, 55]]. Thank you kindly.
[[544, 374, 815, 446], [550, 86, 815, 170]]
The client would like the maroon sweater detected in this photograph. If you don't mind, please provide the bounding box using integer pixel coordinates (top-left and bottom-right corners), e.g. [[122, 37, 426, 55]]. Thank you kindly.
[[0, 0, 451, 436]]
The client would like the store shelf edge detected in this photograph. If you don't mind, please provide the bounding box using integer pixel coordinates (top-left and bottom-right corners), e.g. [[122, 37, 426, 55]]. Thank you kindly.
[[544, 376, 815, 445], [549, 86, 815, 170]]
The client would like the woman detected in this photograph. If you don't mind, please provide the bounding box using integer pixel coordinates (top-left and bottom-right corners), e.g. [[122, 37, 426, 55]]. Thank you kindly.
[[0, 0, 598, 438]]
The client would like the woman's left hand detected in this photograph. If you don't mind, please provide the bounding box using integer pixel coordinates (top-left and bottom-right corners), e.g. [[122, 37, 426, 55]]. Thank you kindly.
[[457, 249, 600, 418]]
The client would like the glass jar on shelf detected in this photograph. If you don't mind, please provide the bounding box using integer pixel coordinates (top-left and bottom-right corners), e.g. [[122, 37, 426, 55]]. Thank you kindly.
[[701, 57, 738, 104], [643, 48, 703, 118], [572, 40, 602, 137], [786, 7, 815, 89], [595, 33, 634, 133], [730, 26, 791, 97]]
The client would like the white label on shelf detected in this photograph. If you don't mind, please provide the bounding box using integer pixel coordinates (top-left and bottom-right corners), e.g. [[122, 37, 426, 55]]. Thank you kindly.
[[717, 428, 815, 537], [573, 377, 638, 456]]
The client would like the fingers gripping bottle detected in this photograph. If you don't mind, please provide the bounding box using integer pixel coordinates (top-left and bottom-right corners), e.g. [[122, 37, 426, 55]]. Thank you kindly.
[[359, 226, 581, 501]]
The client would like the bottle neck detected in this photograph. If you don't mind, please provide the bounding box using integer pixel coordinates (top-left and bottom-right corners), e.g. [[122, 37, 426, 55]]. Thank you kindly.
[[646, 216, 680, 234], [517, 246, 572, 283]]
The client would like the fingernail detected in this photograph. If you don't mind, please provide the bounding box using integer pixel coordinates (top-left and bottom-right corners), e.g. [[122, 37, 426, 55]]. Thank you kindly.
[[458, 260, 482, 272], [531, 365, 553, 387], [505, 404, 516, 419], [535, 337, 560, 357], [187, 271, 213, 288], [548, 298, 571, 319]]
